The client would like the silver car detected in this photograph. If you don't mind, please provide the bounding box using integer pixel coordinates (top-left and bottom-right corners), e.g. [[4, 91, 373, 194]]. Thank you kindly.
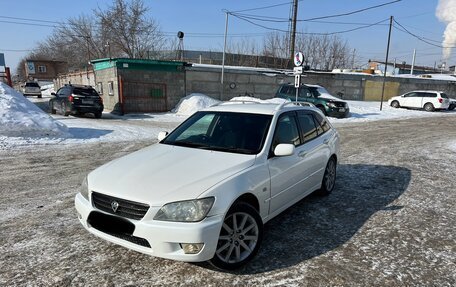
[[22, 82, 42, 98]]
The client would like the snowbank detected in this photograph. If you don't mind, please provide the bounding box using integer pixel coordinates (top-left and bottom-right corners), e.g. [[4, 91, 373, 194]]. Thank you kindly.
[[172, 93, 221, 116], [0, 83, 68, 138]]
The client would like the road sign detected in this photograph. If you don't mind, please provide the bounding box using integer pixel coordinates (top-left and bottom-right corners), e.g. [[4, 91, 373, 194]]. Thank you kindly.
[[294, 74, 301, 88], [293, 66, 303, 74], [294, 52, 304, 67]]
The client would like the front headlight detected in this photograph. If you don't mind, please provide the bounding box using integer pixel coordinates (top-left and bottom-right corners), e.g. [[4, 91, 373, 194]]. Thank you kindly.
[[80, 177, 89, 200], [154, 197, 215, 222], [327, 102, 337, 108]]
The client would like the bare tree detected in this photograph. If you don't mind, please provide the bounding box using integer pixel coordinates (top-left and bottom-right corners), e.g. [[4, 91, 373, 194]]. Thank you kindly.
[[16, 0, 165, 75], [263, 32, 354, 70], [95, 0, 165, 59]]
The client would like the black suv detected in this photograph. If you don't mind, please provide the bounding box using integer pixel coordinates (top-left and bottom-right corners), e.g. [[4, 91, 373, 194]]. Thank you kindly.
[[275, 83, 350, 118], [50, 84, 104, 118]]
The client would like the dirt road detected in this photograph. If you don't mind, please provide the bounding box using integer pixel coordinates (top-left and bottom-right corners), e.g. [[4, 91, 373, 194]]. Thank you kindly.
[[1, 116, 455, 286]]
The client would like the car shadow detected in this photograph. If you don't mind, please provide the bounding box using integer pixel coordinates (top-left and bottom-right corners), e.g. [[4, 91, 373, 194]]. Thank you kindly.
[[348, 112, 380, 118], [207, 163, 411, 274], [67, 127, 113, 139]]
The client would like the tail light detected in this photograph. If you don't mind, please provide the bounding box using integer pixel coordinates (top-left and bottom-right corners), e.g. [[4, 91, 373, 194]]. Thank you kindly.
[[438, 98, 443, 103], [99, 96, 103, 104], [69, 94, 74, 102]]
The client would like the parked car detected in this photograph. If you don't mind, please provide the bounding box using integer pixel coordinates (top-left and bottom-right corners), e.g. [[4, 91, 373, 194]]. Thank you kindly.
[[275, 83, 350, 118], [22, 82, 42, 98], [50, 84, 104, 118], [449, 98, 456, 110], [75, 101, 340, 270], [388, 90, 450, 111]]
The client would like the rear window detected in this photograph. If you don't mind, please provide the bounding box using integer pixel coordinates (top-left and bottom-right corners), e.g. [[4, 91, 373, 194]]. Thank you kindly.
[[440, 93, 449, 98], [73, 87, 99, 97], [25, 82, 40, 88]]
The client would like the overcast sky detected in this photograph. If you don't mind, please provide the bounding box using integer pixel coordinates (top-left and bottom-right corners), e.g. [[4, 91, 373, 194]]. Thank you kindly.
[[0, 0, 451, 72]]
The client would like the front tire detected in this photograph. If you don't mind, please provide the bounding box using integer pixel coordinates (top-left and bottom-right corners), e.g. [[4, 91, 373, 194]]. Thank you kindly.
[[424, 103, 435, 112], [391, 100, 400, 108], [50, 102, 56, 114], [62, 102, 70, 116], [315, 157, 337, 196], [209, 202, 263, 270]]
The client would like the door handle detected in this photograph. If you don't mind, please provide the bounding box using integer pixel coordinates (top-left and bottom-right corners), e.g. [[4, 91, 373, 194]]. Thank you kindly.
[[323, 138, 330, 144], [298, 151, 307, 157]]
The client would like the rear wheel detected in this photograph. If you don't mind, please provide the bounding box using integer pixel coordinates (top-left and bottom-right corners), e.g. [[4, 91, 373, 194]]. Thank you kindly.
[[424, 103, 435, 112], [391, 100, 400, 108], [209, 202, 263, 270], [315, 157, 337, 196]]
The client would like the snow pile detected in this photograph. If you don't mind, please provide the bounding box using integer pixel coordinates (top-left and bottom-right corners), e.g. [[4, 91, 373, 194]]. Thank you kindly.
[[230, 96, 287, 104], [0, 82, 68, 138], [172, 93, 221, 116]]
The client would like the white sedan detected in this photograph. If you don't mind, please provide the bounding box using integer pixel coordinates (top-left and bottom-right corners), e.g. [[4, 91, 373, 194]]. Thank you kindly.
[[388, 90, 450, 111], [75, 101, 340, 269]]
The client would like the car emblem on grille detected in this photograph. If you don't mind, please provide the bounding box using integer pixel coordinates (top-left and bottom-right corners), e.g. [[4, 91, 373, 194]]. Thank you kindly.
[[111, 201, 119, 212]]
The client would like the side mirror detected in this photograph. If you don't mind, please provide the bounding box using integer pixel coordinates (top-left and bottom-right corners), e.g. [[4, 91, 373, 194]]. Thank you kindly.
[[51, 92, 56, 96], [274, 144, 295, 157], [157, 131, 168, 141]]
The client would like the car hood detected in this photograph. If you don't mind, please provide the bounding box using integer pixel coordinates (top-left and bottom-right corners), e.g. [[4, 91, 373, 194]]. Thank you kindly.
[[88, 144, 256, 206], [318, 93, 343, 101]]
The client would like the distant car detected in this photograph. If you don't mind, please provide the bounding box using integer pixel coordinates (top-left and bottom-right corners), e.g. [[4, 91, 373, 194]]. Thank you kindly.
[[388, 91, 450, 112], [22, 82, 42, 98], [275, 83, 350, 118], [50, 84, 104, 118], [449, 98, 456, 110], [75, 101, 340, 270]]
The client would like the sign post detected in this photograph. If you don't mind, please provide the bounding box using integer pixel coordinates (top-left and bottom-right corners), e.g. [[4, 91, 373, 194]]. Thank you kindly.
[[293, 52, 304, 102]]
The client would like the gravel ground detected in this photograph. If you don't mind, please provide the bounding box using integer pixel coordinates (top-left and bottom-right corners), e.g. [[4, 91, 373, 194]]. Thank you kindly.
[[0, 116, 455, 286]]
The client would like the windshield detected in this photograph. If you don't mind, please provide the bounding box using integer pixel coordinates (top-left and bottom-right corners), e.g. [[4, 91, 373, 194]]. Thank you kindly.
[[162, 111, 272, 154]]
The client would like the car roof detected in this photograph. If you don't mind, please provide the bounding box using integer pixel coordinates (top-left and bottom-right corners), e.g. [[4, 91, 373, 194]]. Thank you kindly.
[[405, 90, 444, 93], [202, 102, 321, 115], [282, 83, 323, 88]]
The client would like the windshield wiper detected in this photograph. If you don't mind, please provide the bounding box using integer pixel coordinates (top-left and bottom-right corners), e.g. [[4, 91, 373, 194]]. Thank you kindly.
[[168, 141, 207, 148]]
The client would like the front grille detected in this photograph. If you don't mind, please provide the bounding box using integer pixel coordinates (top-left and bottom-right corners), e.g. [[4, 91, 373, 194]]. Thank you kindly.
[[92, 192, 150, 220], [87, 211, 151, 248], [333, 102, 347, 108]]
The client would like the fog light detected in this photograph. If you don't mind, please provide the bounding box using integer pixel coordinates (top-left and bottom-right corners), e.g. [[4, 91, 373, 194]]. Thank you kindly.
[[180, 243, 204, 254]]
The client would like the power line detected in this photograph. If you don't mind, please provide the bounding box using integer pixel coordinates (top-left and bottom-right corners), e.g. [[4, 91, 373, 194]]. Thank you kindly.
[[232, 13, 389, 36], [393, 19, 456, 49], [230, 0, 401, 23], [230, 1, 301, 13]]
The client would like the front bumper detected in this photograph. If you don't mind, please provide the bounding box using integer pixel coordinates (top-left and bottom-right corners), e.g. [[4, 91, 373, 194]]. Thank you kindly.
[[74, 193, 224, 262], [326, 107, 350, 118]]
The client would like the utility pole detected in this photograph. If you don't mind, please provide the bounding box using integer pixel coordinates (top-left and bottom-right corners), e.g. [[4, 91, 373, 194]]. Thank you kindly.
[[221, 10, 229, 100], [352, 48, 356, 69], [410, 49, 416, 75], [289, 0, 299, 65], [380, 16, 393, 111]]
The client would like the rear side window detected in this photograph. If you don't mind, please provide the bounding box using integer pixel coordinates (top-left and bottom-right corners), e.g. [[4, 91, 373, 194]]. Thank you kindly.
[[441, 93, 449, 98], [25, 82, 40, 88], [313, 112, 331, 134], [297, 112, 318, 142], [421, 92, 437, 98], [280, 85, 295, 96], [73, 87, 99, 97]]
